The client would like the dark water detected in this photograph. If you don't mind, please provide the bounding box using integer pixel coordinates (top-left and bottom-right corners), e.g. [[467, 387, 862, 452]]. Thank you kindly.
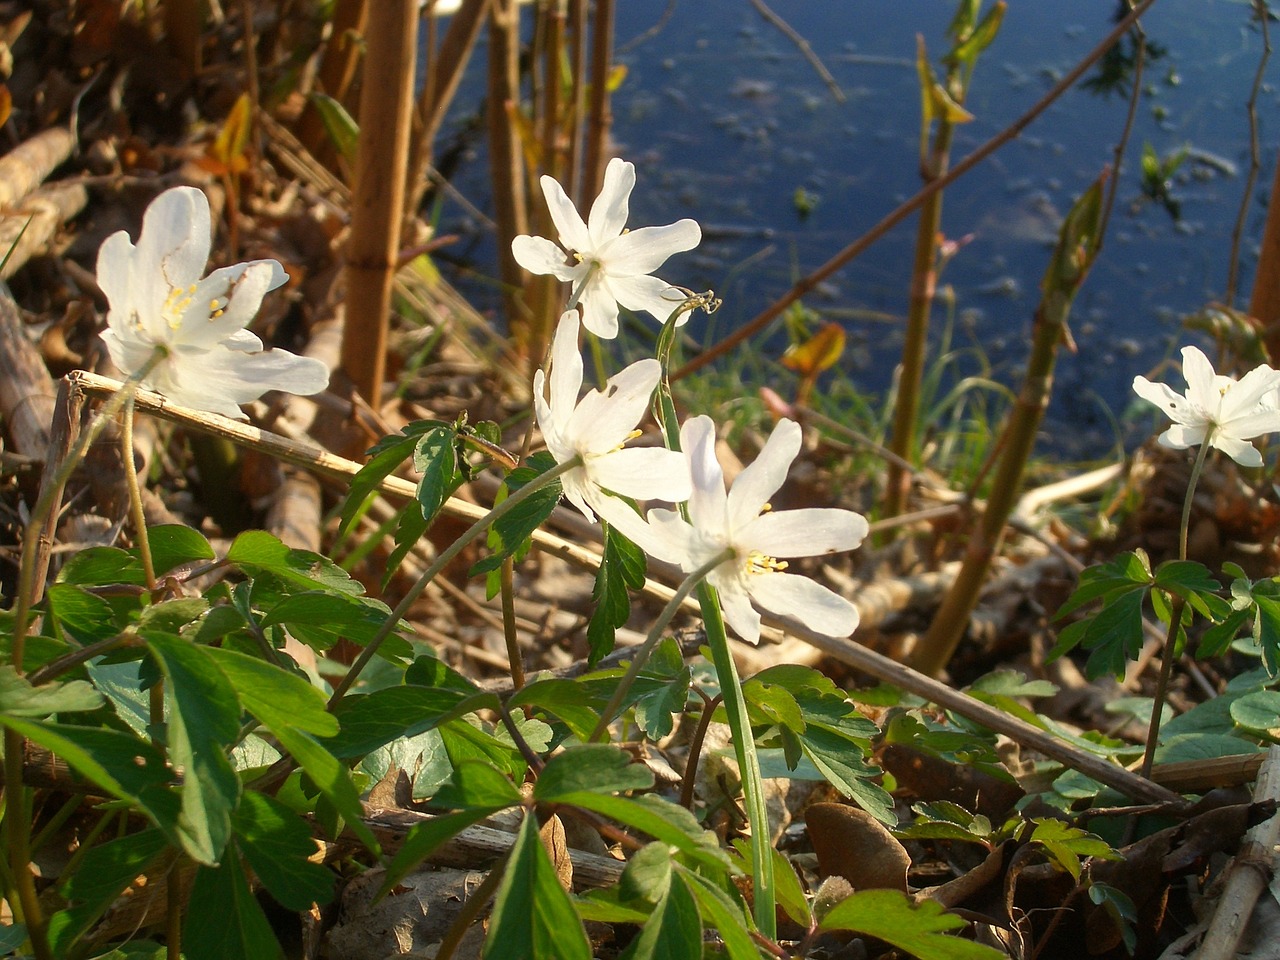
[[438, 0, 1277, 458]]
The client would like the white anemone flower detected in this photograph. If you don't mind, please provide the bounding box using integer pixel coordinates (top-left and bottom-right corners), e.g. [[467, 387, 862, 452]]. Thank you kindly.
[[534, 311, 691, 529], [97, 186, 329, 420], [1132, 345, 1280, 468], [642, 416, 867, 645], [511, 158, 701, 339]]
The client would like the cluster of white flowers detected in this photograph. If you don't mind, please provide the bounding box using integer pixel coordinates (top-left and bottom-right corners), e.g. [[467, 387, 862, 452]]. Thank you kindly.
[[1133, 345, 1280, 468], [516, 160, 867, 643]]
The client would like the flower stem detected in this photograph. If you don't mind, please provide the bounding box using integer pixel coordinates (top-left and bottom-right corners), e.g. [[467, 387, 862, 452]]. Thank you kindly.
[[1141, 431, 1214, 778], [588, 546, 735, 743], [499, 557, 525, 691], [327, 455, 581, 707], [122, 396, 157, 590], [698, 580, 776, 940]]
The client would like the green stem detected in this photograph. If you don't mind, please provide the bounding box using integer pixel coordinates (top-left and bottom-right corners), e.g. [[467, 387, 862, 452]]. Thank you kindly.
[[588, 546, 735, 743], [698, 581, 775, 940], [123, 396, 157, 590], [500, 557, 525, 691], [328, 455, 582, 707], [1141, 429, 1214, 777]]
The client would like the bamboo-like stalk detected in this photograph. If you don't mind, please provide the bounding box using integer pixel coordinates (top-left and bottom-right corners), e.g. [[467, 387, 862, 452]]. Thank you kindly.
[[407, 0, 493, 214], [909, 173, 1106, 678], [581, 0, 615, 200], [565, 0, 588, 202], [487, 0, 530, 345], [341, 0, 418, 409], [1249, 152, 1280, 362]]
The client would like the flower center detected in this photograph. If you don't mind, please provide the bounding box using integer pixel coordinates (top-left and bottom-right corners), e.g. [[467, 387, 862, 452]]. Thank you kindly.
[[745, 551, 787, 575], [163, 284, 199, 330]]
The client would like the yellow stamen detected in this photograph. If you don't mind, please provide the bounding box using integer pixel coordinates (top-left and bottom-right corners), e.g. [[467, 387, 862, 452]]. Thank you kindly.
[[745, 551, 787, 575]]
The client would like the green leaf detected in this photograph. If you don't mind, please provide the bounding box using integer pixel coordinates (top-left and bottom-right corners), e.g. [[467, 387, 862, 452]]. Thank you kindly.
[[1254, 594, 1280, 675], [307, 91, 359, 162], [618, 841, 673, 903], [0, 924, 26, 954], [1029, 819, 1118, 881], [46, 583, 126, 644], [470, 453, 563, 577], [145, 524, 216, 576], [485, 815, 591, 960], [548, 793, 730, 874], [235, 790, 336, 910], [0, 665, 102, 716], [680, 870, 759, 960], [385, 500, 429, 585], [227, 531, 363, 596], [619, 871, 701, 960], [205, 646, 337, 737], [136, 597, 210, 636], [1054, 551, 1152, 619], [1080, 588, 1149, 681], [273, 726, 380, 855], [508, 678, 605, 741], [56, 546, 144, 586], [145, 633, 241, 865], [260, 591, 400, 652], [1231, 689, 1280, 738], [338, 428, 421, 536], [732, 839, 812, 928], [632, 664, 692, 742], [326, 687, 492, 758], [48, 829, 168, 955], [821, 888, 1004, 959], [535, 745, 654, 801], [184, 856, 284, 960], [413, 424, 463, 522], [432, 759, 523, 808], [586, 524, 647, 665], [0, 718, 180, 836], [380, 806, 512, 895]]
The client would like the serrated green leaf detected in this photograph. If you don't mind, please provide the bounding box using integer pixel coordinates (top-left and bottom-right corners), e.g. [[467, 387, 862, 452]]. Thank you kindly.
[[145, 633, 241, 865], [485, 815, 591, 960], [0, 718, 180, 836], [619, 870, 701, 960], [46, 583, 126, 644], [48, 829, 168, 956], [797, 724, 895, 824], [259, 590, 400, 652], [204, 646, 337, 737], [0, 665, 102, 716], [1029, 819, 1118, 881], [633, 665, 691, 741], [135, 597, 210, 636], [821, 888, 1004, 959], [471, 453, 563, 577], [184, 856, 284, 960], [1081, 588, 1148, 680], [385, 500, 429, 586], [535, 745, 654, 802], [586, 524, 648, 665], [235, 790, 336, 910], [968, 670, 1057, 699], [413, 424, 462, 522], [56, 546, 145, 586], [745, 679, 806, 732], [1255, 594, 1280, 675]]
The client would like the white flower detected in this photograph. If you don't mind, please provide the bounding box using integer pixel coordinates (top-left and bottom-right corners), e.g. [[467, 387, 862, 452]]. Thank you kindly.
[[642, 416, 867, 644], [97, 186, 329, 420], [1132, 345, 1280, 468], [534, 311, 691, 528], [511, 158, 701, 339]]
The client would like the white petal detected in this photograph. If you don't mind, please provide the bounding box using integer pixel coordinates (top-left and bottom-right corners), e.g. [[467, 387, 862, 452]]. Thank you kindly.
[[607, 274, 687, 325], [566, 359, 659, 454], [680, 416, 729, 536], [547, 311, 584, 430], [713, 575, 762, 645], [577, 282, 620, 339], [135, 187, 212, 316], [586, 158, 633, 249], [727, 419, 801, 533], [588, 491, 679, 560], [163, 345, 328, 416], [177, 261, 276, 348], [100, 327, 161, 379], [641, 508, 698, 565], [96, 231, 138, 326], [1212, 434, 1264, 467], [587, 446, 692, 503], [560, 470, 597, 522], [598, 220, 701, 275], [540, 175, 592, 253], [512, 235, 581, 280], [1159, 424, 1204, 450], [742, 508, 868, 558], [1180, 346, 1220, 415], [1222, 364, 1280, 421], [1221, 408, 1280, 440], [747, 572, 859, 638], [1133, 376, 1193, 423]]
